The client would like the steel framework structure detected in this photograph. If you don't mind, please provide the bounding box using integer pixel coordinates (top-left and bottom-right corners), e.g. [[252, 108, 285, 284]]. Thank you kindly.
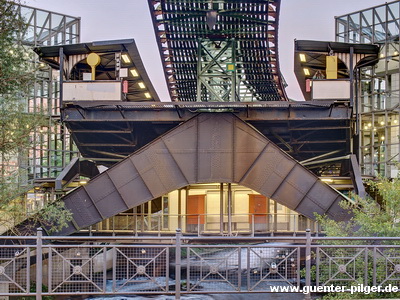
[[148, 0, 287, 101]]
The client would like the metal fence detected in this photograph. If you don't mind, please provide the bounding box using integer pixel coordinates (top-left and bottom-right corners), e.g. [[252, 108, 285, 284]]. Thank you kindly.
[[1, 229, 400, 299]]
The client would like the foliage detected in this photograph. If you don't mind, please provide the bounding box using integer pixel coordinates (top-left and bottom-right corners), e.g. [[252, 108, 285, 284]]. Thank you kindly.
[[316, 175, 400, 241], [314, 175, 400, 299], [0, 0, 72, 235]]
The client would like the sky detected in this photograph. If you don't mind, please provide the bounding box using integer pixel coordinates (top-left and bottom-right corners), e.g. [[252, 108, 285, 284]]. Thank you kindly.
[[24, 0, 388, 101]]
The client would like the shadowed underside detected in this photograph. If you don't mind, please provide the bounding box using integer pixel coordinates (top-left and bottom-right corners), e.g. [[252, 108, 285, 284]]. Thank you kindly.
[[57, 113, 350, 235]]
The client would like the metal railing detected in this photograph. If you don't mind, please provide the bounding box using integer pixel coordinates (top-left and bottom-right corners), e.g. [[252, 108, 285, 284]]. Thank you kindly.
[[2, 229, 400, 299], [90, 213, 320, 236]]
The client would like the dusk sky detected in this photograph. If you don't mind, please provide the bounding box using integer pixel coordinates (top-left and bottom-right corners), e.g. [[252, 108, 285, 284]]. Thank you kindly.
[[25, 0, 387, 101]]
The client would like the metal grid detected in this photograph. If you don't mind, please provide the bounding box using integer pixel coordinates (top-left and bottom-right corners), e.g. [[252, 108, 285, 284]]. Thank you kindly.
[[46, 246, 105, 294], [113, 246, 170, 293], [148, 0, 287, 102], [316, 246, 369, 287], [3, 234, 400, 297], [248, 245, 300, 291], [373, 246, 400, 287], [186, 246, 241, 292], [0, 246, 32, 294]]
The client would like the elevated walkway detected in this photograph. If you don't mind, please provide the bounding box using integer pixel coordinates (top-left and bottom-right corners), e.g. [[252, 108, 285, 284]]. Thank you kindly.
[[55, 113, 351, 235]]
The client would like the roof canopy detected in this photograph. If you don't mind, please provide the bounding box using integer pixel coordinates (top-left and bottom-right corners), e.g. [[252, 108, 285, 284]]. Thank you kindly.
[[34, 39, 160, 101]]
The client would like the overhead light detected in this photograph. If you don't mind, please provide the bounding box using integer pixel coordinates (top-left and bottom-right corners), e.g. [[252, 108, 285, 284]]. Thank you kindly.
[[79, 180, 88, 185], [144, 92, 151, 99], [380, 53, 385, 58], [394, 119, 398, 124], [380, 121, 385, 126], [321, 178, 333, 183], [299, 53, 306, 62], [121, 54, 131, 63], [368, 123, 372, 127], [381, 136, 385, 141], [130, 68, 139, 77], [138, 82, 146, 89], [303, 68, 310, 76], [394, 51, 399, 56]]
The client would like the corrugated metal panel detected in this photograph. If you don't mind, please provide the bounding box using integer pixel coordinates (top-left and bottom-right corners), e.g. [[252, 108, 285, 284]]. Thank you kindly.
[[60, 113, 351, 235]]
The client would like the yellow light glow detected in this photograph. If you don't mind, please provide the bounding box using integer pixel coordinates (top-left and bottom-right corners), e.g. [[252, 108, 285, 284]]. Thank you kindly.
[[79, 180, 88, 185], [130, 68, 139, 77], [394, 51, 399, 56], [299, 53, 306, 62], [121, 54, 131, 63], [144, 92, 151, 99], [303, 68, 310, 76], [364, 126, 369, 130], [321, 178, 333, 183], [394, 119, 398, 124], [380, 53, 385, 58], [138, 82, 146, 89], [381, 136, 385, 141], [380, 121, 385, 126], [368, 123, 372, 127]]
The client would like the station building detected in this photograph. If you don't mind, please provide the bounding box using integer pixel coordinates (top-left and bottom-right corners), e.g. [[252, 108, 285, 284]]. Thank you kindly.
[[8, 0, 395, 237]]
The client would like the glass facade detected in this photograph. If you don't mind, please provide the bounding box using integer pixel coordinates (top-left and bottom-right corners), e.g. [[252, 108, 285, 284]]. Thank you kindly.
[[336, 1, 400, 177], [90, 184, 317, 236], [11, 5, 80, 218]]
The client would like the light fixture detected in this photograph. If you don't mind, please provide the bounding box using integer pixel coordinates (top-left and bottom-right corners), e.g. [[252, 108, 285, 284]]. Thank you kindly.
[[394, 119, 398, 124], [380, 53, 385, 58], [79, 180, 88, 185], [321, 178, 333, 183], [303, 68, 310, 76], [364, 126, 369, 130], [144, 92, 151, 99], [381, 136, 385, 141], [121, 54, 131, 63], [299, 53, 306, 62], [130, 68, 139, 77], [138, 82, 146, 89], [380, 121, 385, 126], [394, 51, 399, 56], [368, 123, 372, 127]]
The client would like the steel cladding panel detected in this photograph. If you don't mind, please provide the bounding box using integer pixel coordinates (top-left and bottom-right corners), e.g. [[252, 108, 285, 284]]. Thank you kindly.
[[273, 165, 317, 210], [132, 141, 188, 198], [240, 144, 296, 197], [326, 196, 350, 221], [107, 159, 154, 207], [233, 119, 269, 182], [84, 174, 129, 219], [197, 114, 234, 182], [63, 189, 102, 229], [162, 120, 198, 184]]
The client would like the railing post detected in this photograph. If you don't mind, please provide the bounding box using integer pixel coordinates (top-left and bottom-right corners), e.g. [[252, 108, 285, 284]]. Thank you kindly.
[[36, 228, 43, 300], [305, 229, 312, 300], [175, 229, 182, 300]]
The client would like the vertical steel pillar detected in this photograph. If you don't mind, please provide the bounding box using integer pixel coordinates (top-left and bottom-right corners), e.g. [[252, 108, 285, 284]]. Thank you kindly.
[[305, 229, 312, 300], [175, 229, 182, 299], [36, 228, 43, 300], [227, 183, 232, 236], [219, 183, 224, 235]]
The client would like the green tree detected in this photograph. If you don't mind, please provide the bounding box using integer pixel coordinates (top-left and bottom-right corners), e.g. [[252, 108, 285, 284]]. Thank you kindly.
[[0, 0, 72, 234], [314, 176, 400, 299]]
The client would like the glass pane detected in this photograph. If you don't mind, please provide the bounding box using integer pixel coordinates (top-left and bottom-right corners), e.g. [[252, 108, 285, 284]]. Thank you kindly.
[[36, 10, 49, 28], [387, 20, 400, 38], [361, 10, 373, 28], [388, 2, 400, 19], [51, 13, 64, 29], [375, 6, 387, 23]]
